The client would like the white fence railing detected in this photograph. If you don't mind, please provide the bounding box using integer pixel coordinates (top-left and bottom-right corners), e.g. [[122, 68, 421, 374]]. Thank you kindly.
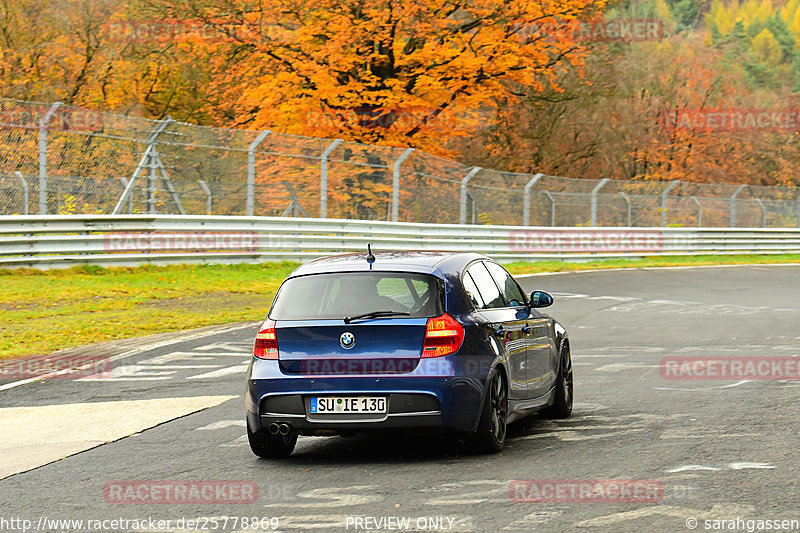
[[2, 215, 800, 269]]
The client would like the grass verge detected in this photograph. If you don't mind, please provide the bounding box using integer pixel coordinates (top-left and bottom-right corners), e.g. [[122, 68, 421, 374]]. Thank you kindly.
[[2, 254, 799, 359], [0, 262, 299, 359], [503, 253, 800, 275]]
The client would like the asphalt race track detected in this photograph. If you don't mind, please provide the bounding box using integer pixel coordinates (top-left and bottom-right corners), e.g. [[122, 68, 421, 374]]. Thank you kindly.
[[1, 265, 799, 532]]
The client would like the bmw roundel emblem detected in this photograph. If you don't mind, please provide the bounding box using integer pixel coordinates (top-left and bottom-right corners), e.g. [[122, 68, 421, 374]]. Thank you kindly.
[[340, 332, 356, 349]]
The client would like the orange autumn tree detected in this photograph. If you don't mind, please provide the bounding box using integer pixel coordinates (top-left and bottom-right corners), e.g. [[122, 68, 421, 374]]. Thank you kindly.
[[128, 0, 606, 219], [150, 0, 606, 153]]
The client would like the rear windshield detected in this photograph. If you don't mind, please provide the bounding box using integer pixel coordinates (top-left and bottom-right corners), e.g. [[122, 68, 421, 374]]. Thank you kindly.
[[269, 272, 444, 320]]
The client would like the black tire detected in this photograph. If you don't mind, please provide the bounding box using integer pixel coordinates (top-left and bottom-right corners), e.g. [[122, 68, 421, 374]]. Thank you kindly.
[[542, 344, 573, 419], [471, 369, 508, 453], [247, 421, 297, 459]]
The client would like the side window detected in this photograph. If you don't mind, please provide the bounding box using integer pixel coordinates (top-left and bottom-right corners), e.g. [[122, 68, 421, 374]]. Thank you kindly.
[[485, 262, 527, 307], [462, 271, 485, 309], [466, 263, 506, 309]]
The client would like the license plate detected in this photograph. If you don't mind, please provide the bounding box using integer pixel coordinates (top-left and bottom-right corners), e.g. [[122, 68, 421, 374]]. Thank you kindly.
[[310, 396, 387, 414]]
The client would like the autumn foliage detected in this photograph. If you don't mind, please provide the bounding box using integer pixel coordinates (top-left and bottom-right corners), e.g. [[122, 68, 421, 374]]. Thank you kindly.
[[2, 0, 800, 188]]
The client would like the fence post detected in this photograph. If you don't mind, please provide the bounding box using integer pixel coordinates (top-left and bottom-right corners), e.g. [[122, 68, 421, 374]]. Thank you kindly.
[[523, 173, 544, 226], [590, 178, 610, 227], [391, 148, 414, 222], [460, 167, 482, 224], [796, 193, 800, 228], [38, 102, 62, 215], [466, 192, 476, 224], [691, 196, 702, 227], [619, 192, 631, 227], [199, 180, 212, 215], [14, 171, 28, 215], [730, 184, 747, 228], [319, 138, 344, 219], [543, 190, 556, 226], [247, 130, 271, 217], [661, 180, 679, 227], [754, 198, 767, 228]]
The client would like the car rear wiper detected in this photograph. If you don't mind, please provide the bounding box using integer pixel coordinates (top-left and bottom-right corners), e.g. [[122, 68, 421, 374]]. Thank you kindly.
[[343, 310, 411, 324]]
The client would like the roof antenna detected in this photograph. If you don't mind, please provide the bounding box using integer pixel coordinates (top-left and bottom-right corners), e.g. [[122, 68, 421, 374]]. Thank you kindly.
[[366, 244, 375, 269]]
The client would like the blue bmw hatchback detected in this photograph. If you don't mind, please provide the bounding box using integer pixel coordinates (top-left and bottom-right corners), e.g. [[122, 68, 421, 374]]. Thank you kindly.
[[245, 250, 572, 457]]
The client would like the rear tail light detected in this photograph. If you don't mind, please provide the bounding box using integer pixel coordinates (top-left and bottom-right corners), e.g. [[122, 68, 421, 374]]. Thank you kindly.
[[254, 319, 279, 359], [422, 313, 464, 358]]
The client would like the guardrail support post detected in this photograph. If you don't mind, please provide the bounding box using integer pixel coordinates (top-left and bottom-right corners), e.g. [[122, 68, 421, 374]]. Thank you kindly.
[[543, 190, 555, 226], [391, 148, 414, 222], [38, 101, 62, 215], [247, 130, 271, 216], [147, 149, 157, 214], [119, 178, 133, 214], [754, 198, 767, 228], [590, 178, 610, 227], [199, 180, 212, 215], [523, 173, 544, 226], [619, 192, 632, 227], [730, 184, 747, 228], [661, 180, 679, 227], [691, 196, 702, 227], [319, 139, 344, 219], [460, 167, 482, 224], [14, 171, 28, 215]]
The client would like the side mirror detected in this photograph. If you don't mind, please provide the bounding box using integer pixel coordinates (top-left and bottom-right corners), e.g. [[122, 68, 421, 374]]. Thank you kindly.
[[529, 290, 553, 308]]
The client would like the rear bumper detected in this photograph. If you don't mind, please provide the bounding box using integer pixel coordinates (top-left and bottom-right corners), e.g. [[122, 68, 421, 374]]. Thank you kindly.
[[246, 355, 489, 433]]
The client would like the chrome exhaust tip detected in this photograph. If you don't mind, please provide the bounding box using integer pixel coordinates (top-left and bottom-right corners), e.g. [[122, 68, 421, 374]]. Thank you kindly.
[[278, 423, 291, 436], [268, 423, 280, 435]]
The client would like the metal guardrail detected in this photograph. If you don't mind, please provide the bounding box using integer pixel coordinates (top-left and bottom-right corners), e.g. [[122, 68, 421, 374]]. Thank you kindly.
[[1, 215, 800, 269]]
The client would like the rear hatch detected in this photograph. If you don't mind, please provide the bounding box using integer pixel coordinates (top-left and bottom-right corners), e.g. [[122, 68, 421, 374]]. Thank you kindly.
[[268, 271, 444, 376], [276, 319, 428, 375]]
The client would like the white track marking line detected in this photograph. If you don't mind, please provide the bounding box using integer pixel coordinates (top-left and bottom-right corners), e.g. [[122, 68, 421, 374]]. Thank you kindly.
[[728, 462, 775, 470], [196, 420, 246, 431], [0, 323, 258, 392], [666, 465, 722, 473], [187, 364, 249, 380], [145, 352, 249, 365], [654, 380, 752, 391], [574, 503, 755, 528]]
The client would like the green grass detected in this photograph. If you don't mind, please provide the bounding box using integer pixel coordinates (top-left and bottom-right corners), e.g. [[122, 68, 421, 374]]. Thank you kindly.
[[2, 254, 799, 360], [0, 262, 299, 359]]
